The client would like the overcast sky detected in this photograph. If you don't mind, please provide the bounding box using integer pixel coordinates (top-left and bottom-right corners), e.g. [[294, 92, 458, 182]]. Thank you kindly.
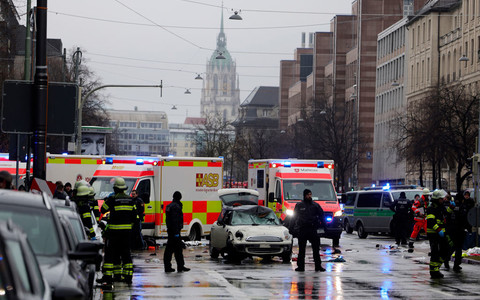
[[13, 0, 354, 123]]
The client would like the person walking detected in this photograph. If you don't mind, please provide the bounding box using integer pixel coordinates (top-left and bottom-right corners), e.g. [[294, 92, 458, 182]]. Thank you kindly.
[[164, 191, 190, 273], [100, 177, 137, 288], [426, 189, 449, 279], [390, 191, 412, 246], [73, 185, 96, 239], [291, 189, 326, 272], [409, 194, 427, 249]]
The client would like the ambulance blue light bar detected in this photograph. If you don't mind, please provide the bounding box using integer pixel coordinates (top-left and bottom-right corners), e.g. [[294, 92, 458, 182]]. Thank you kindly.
[[317, 161, 324, 168], [136, 159, 144, 165], [284, 161, 291, 167], [105, 157, 114, 164]]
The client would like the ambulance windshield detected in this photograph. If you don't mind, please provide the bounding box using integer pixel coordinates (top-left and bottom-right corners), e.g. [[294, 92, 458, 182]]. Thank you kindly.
[[90, 177, 137, 199], [283, 180, 336, 201]]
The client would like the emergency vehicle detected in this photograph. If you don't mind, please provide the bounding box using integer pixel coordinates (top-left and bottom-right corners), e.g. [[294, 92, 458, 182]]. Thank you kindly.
[[46, 153, 104, 184], [248, 159, 343, 244], [89, 156, 224, 241]]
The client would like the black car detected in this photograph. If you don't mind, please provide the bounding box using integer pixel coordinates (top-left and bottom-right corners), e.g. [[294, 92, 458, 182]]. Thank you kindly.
[[0, 190, 101, 300], [0, 220, 51, 300]]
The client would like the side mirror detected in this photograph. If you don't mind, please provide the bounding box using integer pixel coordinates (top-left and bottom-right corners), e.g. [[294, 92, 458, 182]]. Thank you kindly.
[[68, 240, 103, 265], [268, 192, 275, 203]]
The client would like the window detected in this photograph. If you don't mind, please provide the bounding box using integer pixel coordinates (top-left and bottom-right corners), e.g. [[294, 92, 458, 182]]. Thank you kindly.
[[262, 109, 269, 117], [357, 192, 382, 208], [257, 170, 265, 188], [345, 193, 357, 206], [5, 240, 32, 293]]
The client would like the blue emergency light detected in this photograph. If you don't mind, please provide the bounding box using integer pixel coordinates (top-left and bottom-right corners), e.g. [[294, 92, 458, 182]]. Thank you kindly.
[[326, 216, 333, 223], [317, 161, 324, 168], [284, 161, 291, 167], [105, 157, 114, 164], [136, 159, 144, 165], [382, 183, 391, 190]]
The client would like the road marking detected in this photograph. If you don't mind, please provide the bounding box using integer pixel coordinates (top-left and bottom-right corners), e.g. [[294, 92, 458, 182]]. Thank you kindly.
[[205, 270, 249, 298]]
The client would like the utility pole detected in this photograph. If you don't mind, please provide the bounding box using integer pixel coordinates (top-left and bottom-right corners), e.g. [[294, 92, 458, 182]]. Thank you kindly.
[[32, 0, 48, 179]]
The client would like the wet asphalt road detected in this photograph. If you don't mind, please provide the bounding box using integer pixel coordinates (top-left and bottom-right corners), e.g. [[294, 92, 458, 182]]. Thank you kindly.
[[93, 232, 480, 299]]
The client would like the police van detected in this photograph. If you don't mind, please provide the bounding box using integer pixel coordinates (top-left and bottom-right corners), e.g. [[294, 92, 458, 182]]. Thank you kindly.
[[342, 186, 423, 238]]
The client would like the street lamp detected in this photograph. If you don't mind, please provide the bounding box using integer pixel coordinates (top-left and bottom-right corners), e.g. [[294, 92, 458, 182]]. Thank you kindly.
[[459, 54, 469, 62], [229, 10, 242, 20], [184, 89, 191, 94], [216, 51, 226, 60], [195, 74, 203, 80]]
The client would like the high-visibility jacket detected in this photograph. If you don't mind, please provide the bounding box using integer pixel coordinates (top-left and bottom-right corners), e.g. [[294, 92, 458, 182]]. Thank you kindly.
[[101, 192, 136, 231], [426, 201, 446, 234], [412, 198, 426, 222]]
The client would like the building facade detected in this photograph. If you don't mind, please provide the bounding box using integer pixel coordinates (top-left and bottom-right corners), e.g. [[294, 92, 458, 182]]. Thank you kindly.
[[108, 108, 169, 156], [200, 11, 241, 123]]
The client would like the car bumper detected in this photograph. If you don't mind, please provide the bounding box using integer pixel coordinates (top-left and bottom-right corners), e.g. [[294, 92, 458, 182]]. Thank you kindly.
[[231, 241, 292, 256]]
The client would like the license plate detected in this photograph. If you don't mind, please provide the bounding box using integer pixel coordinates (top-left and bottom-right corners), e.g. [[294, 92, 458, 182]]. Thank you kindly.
[[259, 244, 270, 248]]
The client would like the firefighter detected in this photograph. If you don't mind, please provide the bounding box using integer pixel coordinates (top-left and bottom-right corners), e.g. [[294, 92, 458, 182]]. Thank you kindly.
[[426, 189, 450, 279], [164, 191, 190, 273], [409, 194, 427, 249], [100, 177, 137, 288], [88, 186, 100, 223], [390, 191, 412, 246], [73, 185, 96, 239]]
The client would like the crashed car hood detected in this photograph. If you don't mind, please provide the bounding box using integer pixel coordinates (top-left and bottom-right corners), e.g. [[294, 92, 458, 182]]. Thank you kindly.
[[230, 225, 289, 237]]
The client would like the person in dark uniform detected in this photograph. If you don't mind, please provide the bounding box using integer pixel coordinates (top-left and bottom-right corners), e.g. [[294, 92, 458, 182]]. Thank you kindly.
[[100, 177, 137, 288], [390, 191, 412, 246], [73, 185, 96, 239], [130, 190, 146, 250], [426, 189, 449, 279], [291, 189, 326, 272], [164, 191, 190, 273]]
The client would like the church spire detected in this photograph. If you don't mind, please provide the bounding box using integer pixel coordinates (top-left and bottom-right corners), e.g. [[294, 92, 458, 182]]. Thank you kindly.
[[217, 4, 226, 49]]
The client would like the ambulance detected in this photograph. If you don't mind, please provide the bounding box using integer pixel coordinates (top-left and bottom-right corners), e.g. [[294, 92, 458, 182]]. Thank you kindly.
[[89, 156, 224, 241], [248, 159, 343, 245], [46, 153, 104, 184]]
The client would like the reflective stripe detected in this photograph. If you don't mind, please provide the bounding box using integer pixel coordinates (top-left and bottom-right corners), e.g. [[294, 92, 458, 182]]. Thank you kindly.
[[433, 224, 439, 231], [115, 205, 134, 211], [109, 224, 132, 230], [426, 214, 435, 219], [102, 203, 109, 210], [82, 212, 92, 218]]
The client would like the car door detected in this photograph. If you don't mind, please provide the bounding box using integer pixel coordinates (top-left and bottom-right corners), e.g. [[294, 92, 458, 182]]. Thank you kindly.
[[356, 192, 382, 231], [211, 210, 230, 250], [379, 192, 394, 232]]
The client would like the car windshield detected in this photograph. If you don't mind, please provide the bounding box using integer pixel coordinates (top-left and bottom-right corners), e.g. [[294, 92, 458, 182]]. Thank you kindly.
[[283, 180, 336, 201], [231, 210, 280, 225], [391, 190, 422, 201], [90, 177, 137, 199], [0, 205, 61, 256]]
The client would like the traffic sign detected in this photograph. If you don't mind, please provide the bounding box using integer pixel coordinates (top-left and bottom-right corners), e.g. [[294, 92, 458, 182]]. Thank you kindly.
[[1, 80, 77, 135]]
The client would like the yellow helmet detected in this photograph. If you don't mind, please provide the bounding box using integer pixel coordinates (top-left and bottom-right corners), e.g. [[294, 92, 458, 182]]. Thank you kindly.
[[74, 180, 90, 190], [76, 185, 91, 197], [88, 186, 96, 197], [422, 188, 430, 195], [113, 177, 127, 190]]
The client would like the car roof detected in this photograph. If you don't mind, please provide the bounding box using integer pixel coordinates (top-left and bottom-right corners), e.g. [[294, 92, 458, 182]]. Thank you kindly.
[[218, 188, 259, 196], [0, 190, 52, 210]]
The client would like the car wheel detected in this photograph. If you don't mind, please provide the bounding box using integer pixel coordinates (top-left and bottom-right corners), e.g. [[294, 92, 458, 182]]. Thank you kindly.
[[344, 220, 354, 234], [282, 251, 292, 263], [357, 222, 368, 239], [188, 224, 200, 241], [209, 236, 219, 259]]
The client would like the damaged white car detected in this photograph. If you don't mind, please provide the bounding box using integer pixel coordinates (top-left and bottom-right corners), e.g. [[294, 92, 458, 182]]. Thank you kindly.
[[209, 189, 293, 262]]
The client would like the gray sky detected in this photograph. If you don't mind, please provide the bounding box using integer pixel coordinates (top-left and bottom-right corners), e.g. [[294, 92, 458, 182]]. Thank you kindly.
[[14, 0, 354, 123]]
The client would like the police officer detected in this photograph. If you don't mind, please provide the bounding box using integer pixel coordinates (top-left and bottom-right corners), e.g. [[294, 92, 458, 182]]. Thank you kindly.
[[390, 191, 412, 246], [100, 177, 137, 288], [73, 185, 96, 239], [427, 189, 449, 279], [164, 191, 190, 273], [291, 189, 326, 272]]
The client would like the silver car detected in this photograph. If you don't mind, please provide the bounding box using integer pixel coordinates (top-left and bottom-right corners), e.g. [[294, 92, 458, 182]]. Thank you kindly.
[[209, 189, 293, 262]]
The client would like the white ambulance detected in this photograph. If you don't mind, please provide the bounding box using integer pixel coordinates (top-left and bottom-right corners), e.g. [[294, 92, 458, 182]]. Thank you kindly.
[[46, 153, 104, 184], [248, 159, 343, 246], [89, 156, 224, 241]]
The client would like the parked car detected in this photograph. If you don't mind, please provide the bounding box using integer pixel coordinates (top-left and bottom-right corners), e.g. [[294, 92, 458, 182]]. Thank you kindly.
[[343, 188, 421, 238], [52, 198, 102, 240], [0, 189, 102, 300], [0, 220, 51, 300], [209, 189, 293, 262]]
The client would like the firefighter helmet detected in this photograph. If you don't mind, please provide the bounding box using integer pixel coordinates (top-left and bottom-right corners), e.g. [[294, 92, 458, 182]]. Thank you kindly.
[[431, 189, 446, 200], [76, 185, 91, 197], [113, 177, 127, 190], [422, 188, 430, 195], [88, 186, 96, 196], [74, 180, 90, 190]]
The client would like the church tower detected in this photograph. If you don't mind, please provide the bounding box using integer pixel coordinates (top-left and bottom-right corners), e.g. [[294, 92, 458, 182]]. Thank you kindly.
[[200, 10, 240, 123]]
